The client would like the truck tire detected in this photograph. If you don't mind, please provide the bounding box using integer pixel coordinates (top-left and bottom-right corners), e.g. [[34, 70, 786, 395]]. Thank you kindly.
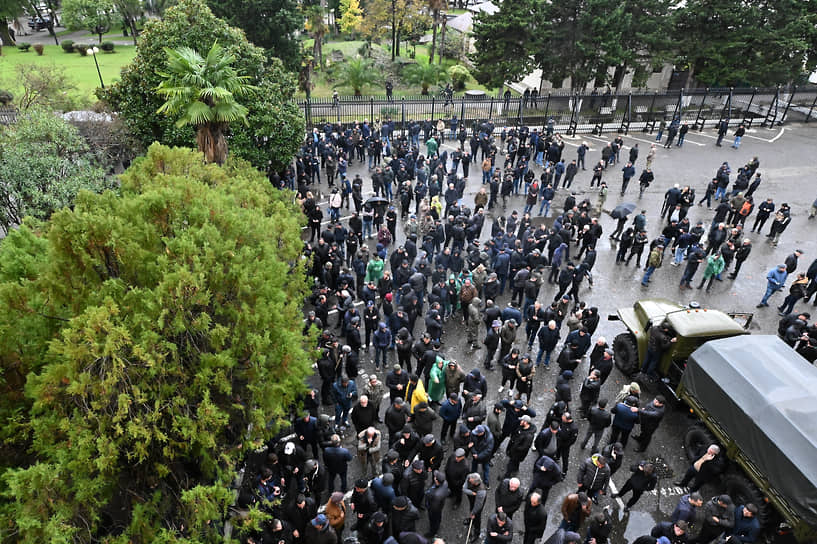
[[613, 333, 639, 376], [683, 425, 717, 463], [723, 472, 771, 527]]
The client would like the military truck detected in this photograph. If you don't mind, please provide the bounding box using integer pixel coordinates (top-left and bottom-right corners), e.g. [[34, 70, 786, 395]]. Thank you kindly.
[[609, 300, 816, 542], [609, 298, 752, 388], [678, 336, 817, 543]]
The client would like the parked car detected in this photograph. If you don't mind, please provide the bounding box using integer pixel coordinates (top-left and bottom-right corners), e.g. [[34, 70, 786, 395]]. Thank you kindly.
[[27, 16, 51, 31]]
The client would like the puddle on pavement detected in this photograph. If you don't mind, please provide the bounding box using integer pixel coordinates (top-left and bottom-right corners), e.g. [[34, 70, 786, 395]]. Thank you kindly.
[[609, 509, 657, 542]]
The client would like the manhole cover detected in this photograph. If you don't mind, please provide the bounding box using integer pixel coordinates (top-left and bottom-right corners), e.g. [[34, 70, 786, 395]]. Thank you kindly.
[[647, 455, 674, 479]]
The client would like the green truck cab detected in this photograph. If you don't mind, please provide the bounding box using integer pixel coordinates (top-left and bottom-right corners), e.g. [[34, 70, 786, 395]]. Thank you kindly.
[[609, 298, 751, 389]]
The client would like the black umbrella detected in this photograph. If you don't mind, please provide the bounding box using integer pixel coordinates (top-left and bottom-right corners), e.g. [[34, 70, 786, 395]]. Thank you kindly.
[[365, 196, 389, 207], [364, 196, 390, 213], [610, 202, 637, 219]]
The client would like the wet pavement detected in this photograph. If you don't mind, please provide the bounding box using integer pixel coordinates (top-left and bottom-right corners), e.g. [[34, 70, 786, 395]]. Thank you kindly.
[[302, 122, 817, 542]]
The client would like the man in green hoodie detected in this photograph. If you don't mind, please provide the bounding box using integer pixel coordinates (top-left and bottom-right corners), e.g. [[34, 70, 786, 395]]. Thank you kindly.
[[697, 251, 725, 293]]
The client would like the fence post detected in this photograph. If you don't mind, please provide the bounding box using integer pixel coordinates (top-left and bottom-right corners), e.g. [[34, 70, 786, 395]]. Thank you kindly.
[[335, 97, 340, 125], [694, 88, 709, 131], [761, 84, 780, 127], [568, 93, 579, 137], [741, 87, 757, 127], [431, 96, 436, 121], [460, 96, 466, 126], [780, 86, 796, 125], [673, 88, 683, 120], [370, 97, 374, 123], [807, 93, 817, 123], [304, 98, 311, 129], [619, 93, 631, 134], [646, 92, 658, 133], [401, 97, 406, 134], [517, 98, 523, 126], [544, 93, 551, 121], [488, 97, 494, 124]]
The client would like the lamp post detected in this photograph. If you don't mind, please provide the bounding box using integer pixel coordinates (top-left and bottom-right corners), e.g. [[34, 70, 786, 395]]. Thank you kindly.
[[88, 46, 104, 89]]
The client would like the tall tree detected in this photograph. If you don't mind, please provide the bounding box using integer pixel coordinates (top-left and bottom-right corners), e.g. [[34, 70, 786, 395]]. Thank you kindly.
[[0, 144, 313, 543], [469, 0, 537, 89], [0, 0, 23, 45], [535, 0, 628, 91], [605, 0, 672, 89], [338, 0, 363, 36], [207, 0, 303, 72], [156, 41, 256, 165], [112, 0, 143, 45], [101, 0, 303, 173], [673, 0, 817, 87], [358, 0, 428, 60], [61, 0, 117, 43]]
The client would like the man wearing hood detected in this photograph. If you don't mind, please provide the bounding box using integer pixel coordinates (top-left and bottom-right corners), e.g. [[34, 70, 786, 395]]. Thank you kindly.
[[466, 297, 482, 349], [483, 319, 501, 370]]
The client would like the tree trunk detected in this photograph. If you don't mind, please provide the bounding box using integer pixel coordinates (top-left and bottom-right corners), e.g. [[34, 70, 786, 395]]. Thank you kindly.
[[197, 123, 228, 165], [391, 0, 396, 60], [313, 32, 323, 68], [429, 9, 439, 65], [0, 19, 14, 46], [395, 24, 401, 57], [438, 16, 447, 64], [129, 19, 139, 46], [684, 64, 696, 90]]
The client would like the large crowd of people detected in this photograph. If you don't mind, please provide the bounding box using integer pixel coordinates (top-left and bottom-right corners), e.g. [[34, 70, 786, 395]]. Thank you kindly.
[[244, 117, 816, 544]]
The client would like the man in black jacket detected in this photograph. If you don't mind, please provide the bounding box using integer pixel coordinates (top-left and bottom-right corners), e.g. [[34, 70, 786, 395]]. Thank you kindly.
[[523, 491, 548, 544], [424, 471, 449, 537], [633, 395, 666, 452], [351, 478, 378, 530], [446, 447, 470, 508], [503, 415, 536, 478], [494, 477, 525, 519], [580, 398, 611, 454]]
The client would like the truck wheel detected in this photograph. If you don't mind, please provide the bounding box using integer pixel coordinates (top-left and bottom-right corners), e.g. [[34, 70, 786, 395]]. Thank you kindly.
[[613, 333, 639, 376], [723, 472, 771, 527], [683, 425, 716, 463]]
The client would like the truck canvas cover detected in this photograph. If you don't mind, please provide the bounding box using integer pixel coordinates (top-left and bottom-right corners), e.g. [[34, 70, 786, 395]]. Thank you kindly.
[[682, 335, 817, 526]]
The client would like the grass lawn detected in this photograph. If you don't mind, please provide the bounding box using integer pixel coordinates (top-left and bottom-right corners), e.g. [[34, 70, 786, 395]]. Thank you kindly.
[[0, 44, 136, 100], [298, 39, 498, 98]]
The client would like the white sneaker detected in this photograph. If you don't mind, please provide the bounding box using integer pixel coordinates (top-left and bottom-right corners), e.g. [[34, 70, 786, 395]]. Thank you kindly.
[[498, 386, 504, 394]]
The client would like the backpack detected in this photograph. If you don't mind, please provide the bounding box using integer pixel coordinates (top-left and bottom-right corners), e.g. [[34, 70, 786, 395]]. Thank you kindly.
[[739, 201, 753, 216]]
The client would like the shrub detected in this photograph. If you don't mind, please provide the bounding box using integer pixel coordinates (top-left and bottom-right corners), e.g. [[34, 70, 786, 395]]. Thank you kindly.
[[0, 90, 13, 105], [77, 45, 90, 56], [101, 42, 115, 52], [17, 43, 31, 52], [33, 44, 44, 56], [448, 64, 470, 91], [61, 40, 75, 53], [380, 106, 398, 118]]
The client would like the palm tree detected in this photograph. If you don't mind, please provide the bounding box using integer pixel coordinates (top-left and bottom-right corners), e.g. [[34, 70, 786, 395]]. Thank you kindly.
[[403, 62, 448, 95], [335, 58, 379, 96], [156, 41, 256, 165]]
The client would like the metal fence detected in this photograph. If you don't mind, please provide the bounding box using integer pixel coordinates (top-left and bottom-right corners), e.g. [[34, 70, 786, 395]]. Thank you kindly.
[[297, 86, 817, 136]]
